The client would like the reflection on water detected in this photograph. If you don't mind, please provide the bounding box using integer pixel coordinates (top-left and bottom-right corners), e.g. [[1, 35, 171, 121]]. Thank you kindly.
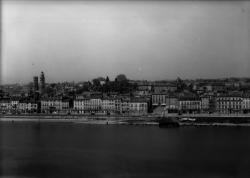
[[0, 122, 250, 178]]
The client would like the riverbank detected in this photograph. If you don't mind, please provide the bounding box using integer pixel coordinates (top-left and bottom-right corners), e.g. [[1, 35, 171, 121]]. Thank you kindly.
[[0, 114, 155, 120], [180, 122, 250, 127], [2, 114, 250, 127], [0, 116, 159, 126]]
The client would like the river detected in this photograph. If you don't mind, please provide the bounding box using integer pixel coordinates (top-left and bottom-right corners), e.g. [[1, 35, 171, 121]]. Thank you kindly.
[[0, 121, 250, 177]]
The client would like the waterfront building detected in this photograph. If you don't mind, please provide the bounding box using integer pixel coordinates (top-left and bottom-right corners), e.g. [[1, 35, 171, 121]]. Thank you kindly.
[[61, 100, 70, 113], [152, 93, 179, 112], [129, 98, 148, 115], [0, 99, 11, 113], [216, 94, 242, 114], [152, 93, 168, 106], [73, 97, 148, 115], [165, 96, 179, 113], [201, 97, 210, 113], [179, 97, 201, 114], [201, 92, 217, 113], [101, 98, 117, 114], [11, 99, 19, 106], [73, 98, 102, 114], [18, 102, 28, 113], [120, 99, 130, 114], [18, 102, 38, 113], [41, 98, 70, 114], [115, 98, 121, 113], [0, 97, 38, 114], [73, 99, 86, 114], [88, 98, 102, 113], [8, 98, 20, 112], [242, 94, 250, 113]]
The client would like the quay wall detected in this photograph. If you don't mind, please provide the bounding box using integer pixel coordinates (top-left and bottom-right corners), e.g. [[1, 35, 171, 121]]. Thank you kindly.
[[2, 113, 250, 124]]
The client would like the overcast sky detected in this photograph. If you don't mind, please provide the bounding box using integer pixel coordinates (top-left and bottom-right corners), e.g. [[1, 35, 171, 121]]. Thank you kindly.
[[1, 0, 250, 84]]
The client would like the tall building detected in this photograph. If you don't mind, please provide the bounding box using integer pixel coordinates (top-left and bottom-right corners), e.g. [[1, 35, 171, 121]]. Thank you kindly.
[[33, 76, 39, 92], [40, 71, 45, 94], [33, 76, 39, 101]]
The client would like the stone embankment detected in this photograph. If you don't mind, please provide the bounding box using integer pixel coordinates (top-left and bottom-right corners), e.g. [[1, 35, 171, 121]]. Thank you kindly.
[[2, 113, 250, 126]]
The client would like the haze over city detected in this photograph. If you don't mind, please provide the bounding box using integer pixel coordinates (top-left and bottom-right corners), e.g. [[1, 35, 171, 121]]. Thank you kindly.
[[1, 0, 250, 84]]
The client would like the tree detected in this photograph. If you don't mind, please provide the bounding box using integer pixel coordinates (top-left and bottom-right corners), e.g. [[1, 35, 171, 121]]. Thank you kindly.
[[46, 86, 55, 97], [92, 78, 101, 91], [188, 83, 194, 92], [116, 74, 128, 82], [105, 76, 110, 83], [88, 81, 92, 86], [114, 74, 130, 93], [176, 77, 186, 91], [51, 83, 57, 88], [92, 79, 101, 86], [75, 87, 85, 94]]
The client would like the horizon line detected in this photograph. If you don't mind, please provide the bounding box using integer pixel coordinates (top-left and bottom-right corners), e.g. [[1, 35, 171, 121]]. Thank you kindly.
[[2, 76, 250, 86]]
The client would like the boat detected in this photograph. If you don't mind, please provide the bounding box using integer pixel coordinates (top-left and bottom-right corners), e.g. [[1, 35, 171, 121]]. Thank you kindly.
[[159, 117, 180, 128], [158, 109, 180, 128]]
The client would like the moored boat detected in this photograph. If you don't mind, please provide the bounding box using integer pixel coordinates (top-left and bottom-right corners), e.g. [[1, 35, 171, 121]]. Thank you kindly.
[[158, 117, 180, 128]]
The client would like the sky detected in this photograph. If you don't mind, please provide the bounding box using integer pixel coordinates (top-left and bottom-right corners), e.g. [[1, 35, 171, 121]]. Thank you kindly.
[[1, 0, 250, 84]]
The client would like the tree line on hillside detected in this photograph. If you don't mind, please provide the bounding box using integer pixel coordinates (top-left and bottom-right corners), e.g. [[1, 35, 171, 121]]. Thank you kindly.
[[76, 74, 138, 94]]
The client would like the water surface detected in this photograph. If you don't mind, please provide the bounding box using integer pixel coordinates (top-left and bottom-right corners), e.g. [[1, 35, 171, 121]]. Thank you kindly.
[[0, 121, 250, 178]]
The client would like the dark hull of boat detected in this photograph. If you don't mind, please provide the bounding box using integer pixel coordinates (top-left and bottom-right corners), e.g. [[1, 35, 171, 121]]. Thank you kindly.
[[158, 117, 180, 128]]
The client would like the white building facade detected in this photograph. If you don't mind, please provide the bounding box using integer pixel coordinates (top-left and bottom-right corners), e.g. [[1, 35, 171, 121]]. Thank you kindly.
[[41, 99, 69, 114]]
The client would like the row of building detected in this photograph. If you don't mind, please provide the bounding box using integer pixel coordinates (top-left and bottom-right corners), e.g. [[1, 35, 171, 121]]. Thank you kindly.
[[1, 93, 250, 115], [152, 93, 250, 114], [0, 100, 38, 113], [0, 97, 148, 115]]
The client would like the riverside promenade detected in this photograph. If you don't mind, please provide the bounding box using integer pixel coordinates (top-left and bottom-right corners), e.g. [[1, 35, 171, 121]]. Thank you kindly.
[[1, 113, 250, 126], [0, 113, 159, 125]]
